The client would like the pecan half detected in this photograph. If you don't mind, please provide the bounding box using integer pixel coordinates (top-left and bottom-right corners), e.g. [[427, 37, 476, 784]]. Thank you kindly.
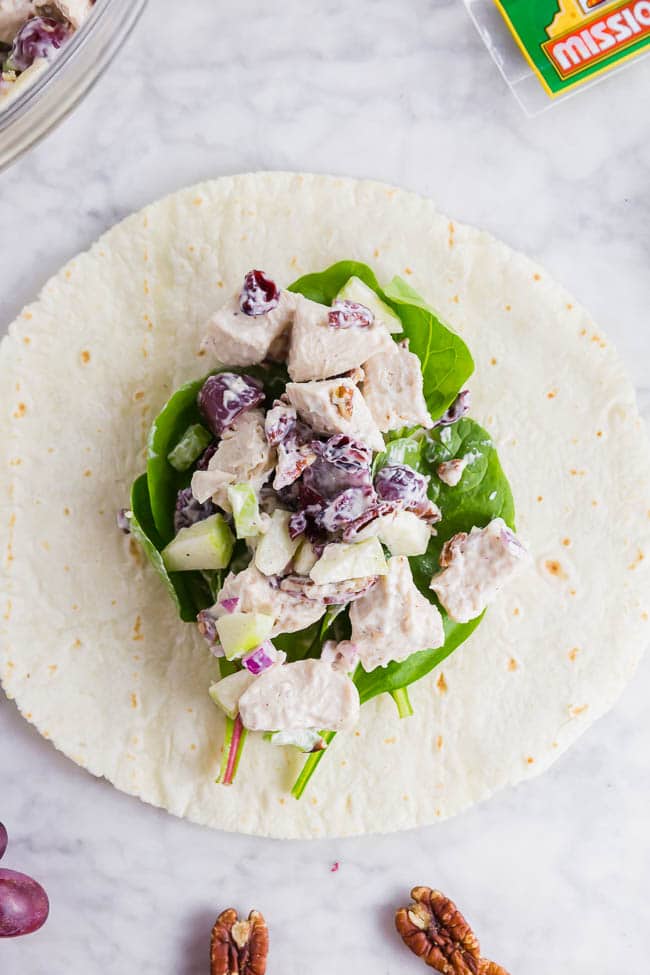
[[330, 383, 354, 419], [395, 888, 509, 975], [210, 908, 269, 975]]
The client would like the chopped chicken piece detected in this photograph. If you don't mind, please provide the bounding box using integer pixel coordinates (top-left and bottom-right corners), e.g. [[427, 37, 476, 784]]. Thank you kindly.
[[0, 1, 36, 42], [362, 340, 433, 432], [238, 659, 360, 733], [215, 564, 326, 635], [201, 290, 296, 367], [287, 294, 392, 382], [437, 457, 468, 487], [285, 379, 384, 452], [349, 556, 444, 670], [191, 410, 275, 508], [430, 518, 529, 623], [55, 0, 94, 27]]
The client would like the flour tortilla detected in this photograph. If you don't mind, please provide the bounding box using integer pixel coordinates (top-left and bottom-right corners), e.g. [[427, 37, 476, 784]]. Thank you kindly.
[[2, 172, 649, 838]]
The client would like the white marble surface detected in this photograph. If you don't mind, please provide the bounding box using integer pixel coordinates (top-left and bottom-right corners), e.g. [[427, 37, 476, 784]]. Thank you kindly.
[[2, 1, 650, 971]]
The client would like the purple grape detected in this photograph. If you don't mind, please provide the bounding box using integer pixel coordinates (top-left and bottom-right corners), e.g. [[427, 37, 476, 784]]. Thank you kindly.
[[302, 439, 372, 502], [174, 487, 216, 534], [374, 464, 428, 506], [319, 434, 372, 472], [198, 373, 265, 437], [288, 509, 308, 540], [195, 443, 217, 471], [0, 824, 7, 861], [328, 300, 374, 329], [0, 868, 49, 938], [9, 16, 71, 72], [265, 401, 296, 446], [239, 270, 280, 316], [316, 485, 376, 534], [433, 389, 471, 427], [196, 610, 222, 654]]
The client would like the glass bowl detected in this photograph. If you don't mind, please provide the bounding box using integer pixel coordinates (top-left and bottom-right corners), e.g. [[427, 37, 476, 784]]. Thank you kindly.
[[0, 0, 148, 172]]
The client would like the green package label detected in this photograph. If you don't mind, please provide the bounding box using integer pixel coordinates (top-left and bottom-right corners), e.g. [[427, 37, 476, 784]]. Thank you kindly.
[[493, 0, 650, 96]]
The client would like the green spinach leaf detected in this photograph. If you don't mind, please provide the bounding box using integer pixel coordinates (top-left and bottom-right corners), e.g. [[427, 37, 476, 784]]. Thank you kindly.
[[129, 474, 212, 622]]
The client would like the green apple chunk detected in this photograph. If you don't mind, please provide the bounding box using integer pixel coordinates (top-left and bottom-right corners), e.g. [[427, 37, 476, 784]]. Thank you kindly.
[[335, 276, 403, 334], [310, 537, 388, 584], [162, 513, 234, 572], [255, 510, 301, 576], [293, 539, 319, 575], [167, 423, 212, 472], [209, 670, 257, 719], [227, 482, 262, 539], [216, 612, 275, 660], [380, 510, 431, 556]]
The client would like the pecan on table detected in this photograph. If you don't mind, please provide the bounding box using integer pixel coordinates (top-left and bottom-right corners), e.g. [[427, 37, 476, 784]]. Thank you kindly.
[[395, 887, 509, 975], [210, 908, 269, 975]]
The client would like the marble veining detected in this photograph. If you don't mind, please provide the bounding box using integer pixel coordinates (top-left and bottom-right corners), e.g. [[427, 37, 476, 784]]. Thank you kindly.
[[1, 0, 649, 971]]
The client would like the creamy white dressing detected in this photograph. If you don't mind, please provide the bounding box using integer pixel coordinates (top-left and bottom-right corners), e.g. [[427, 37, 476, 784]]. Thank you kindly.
[[238, 659, 360, 733], [201, 291, 295, 367], [362, 339, 433, 432], [430, 518, 529, 623], [349, 556, 444, 670]]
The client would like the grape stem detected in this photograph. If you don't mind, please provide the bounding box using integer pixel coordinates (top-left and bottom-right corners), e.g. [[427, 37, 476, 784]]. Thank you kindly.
[[391, 686, 414, 719], [218, 714, 247, 786]]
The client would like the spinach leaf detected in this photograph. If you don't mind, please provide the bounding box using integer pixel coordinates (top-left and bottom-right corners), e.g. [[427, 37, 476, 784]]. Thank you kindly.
[[147, 378, 208, 544], [289, 262, 474, 420], [129, 474, 212, 622], [373, 431, 424, 474], [409, 417, 516, 591]]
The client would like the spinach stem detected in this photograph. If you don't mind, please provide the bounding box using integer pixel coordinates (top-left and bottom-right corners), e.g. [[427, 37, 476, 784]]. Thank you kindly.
[[391, 686, 414, 719], [291, 731, 336, 799]]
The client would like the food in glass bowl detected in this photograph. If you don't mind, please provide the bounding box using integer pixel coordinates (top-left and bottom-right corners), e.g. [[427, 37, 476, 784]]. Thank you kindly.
[[0, 1, 94, 105]]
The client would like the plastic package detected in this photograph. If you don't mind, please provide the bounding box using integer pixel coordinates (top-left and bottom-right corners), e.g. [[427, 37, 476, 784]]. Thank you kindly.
[[465, 0, 650, 114]]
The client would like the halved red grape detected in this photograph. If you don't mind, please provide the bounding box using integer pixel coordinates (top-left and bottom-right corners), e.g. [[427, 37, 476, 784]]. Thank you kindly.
[[195, 443, 217, 471], [0, 868, 49, 938], [174, 487, 216, 533], [433, 389, 471, 427], [319, 434, 372, 472], [302, 439, 372, 502], [198, 373, 264, 436], [0, 824, 7, 862], [316, 485, 376, 534], [8, 16, 71, 72], [328, 300, 374, 329], [239, 270, 280, 316], [374, 464, 428, 506], [264, 401, 296, 446]]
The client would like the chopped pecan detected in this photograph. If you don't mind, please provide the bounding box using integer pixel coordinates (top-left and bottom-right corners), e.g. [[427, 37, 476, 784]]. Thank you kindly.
[[439, 533, 467, 567], [395, 887, 509, 975], [330, 383, 355, 419], [210, 908, 269, 975]]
